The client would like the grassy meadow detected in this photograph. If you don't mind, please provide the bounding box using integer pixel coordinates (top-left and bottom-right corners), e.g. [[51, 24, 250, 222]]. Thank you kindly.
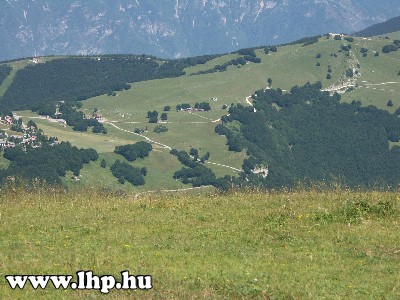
[[2, 34, 397, 192], [0, 187, 399, 299]]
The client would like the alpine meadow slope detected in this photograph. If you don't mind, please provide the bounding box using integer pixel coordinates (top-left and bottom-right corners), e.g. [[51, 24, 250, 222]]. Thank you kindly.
[[0, 30, 400, 192]]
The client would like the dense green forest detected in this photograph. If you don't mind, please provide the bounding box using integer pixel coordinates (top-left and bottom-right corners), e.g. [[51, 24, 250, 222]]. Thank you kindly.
[[217, 82, 400, 188], [0, 142, 98, 184], [0, 54, 220, 111], [0, 64, 12, 85]]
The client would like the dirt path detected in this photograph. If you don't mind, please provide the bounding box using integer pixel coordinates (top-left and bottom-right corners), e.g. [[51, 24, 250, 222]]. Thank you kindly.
[[245, 95, 253, 106], [105, 121, 242, 173], [105, 121, 172, 150], [206, 161, 242, 172], [15, 108, 244, 174]]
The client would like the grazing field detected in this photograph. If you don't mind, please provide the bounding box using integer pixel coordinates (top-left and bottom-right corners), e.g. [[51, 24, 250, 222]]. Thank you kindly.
[[0, 188, 399, 299], [5, 33, 400, 191]]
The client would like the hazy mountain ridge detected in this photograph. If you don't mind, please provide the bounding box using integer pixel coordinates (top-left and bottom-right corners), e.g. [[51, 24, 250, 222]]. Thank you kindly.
[[0, 0, 399, 60], [355, 16, 400, 37]]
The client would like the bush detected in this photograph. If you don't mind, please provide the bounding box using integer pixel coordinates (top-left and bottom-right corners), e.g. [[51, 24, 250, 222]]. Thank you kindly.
[[341, 44, 351, 51], [382, 44, 398, 53], [344, 36, 354, 42], [100, 159, 107, 168], [134, 128, 144, 134], [160, 113, 168, 121], [270, 46, 278, 52], [147, 110, 158, 118], [140, 167, 147, 176], [189, 148, 199, 157], [153, 125, 168, 133], [346, 69, 354, 78], [148, 116, 158, 123]]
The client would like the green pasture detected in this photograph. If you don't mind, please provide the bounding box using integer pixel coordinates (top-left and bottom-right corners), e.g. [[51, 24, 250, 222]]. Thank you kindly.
[[0, 189, 399, 299]]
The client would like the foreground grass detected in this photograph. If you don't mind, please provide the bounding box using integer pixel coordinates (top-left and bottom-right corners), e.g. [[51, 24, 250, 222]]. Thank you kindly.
[[0, 187, 399, 299]]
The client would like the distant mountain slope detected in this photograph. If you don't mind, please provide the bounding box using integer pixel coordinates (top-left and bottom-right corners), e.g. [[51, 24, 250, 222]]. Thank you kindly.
[[354, 16, 400, 37], [0, 0, 399, 61]]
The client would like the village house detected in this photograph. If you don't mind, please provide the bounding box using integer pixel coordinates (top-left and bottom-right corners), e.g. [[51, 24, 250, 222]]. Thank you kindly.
[[5, 116, 13, 125], [2, 141, 16, 148], [253, 166, 269, 178]]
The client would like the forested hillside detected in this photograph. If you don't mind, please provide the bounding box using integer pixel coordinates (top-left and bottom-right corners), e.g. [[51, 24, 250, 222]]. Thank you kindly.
[[217, 83, 400, 188], [0, 54, 219, 111]]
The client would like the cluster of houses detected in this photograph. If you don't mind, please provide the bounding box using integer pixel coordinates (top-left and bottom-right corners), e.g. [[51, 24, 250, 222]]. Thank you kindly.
[[0, 116, 13, 126], [0, 131, 39, 149], [92, 111, 104, 120], [0, 116, 39, 149]]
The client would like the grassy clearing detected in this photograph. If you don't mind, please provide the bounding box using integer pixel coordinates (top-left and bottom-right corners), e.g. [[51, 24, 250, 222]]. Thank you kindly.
[[63, 149, 188, 192], [0, 188, 399, 299]]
